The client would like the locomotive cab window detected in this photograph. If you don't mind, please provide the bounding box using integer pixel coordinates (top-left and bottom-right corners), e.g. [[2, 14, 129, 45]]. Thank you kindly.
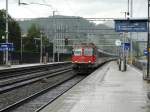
[[84, 48, 93, 56], [73, 49, 82, 56]]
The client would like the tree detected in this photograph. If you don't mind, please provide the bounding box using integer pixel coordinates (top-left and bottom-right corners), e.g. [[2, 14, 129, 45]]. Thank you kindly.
[[24, 24, 40, 52], [24, 23, 50, 52], [0, 9, 21, 51]]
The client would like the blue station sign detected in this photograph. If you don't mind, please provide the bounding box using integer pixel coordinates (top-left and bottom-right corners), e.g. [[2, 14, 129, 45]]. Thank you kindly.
[[121, 42, 130, 50], [144, 48, 148, 56], [115, 19, 148, 32], [0, 43, 14, 51]]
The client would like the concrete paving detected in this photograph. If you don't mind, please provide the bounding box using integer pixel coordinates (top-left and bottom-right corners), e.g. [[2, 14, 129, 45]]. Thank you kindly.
[[0, 63, 43, 70], [0, 62, 66, 70], [39, 61, 150, 112]]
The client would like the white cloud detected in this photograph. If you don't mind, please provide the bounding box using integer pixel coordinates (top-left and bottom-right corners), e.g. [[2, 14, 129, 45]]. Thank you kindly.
[[0, 0, 147, 19]]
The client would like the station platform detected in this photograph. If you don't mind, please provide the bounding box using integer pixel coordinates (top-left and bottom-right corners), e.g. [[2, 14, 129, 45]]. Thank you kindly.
[[0, 63, 44, 70], [39, 61, 150, 112], [0, 62, 67, 70]]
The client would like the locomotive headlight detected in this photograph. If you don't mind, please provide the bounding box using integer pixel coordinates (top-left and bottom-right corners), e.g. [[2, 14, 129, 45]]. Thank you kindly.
[[88, 61, 91, 63], [75, 61, 78, 63]]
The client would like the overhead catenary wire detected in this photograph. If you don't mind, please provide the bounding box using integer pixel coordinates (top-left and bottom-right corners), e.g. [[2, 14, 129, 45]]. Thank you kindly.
[[19, 0, 59, 17]]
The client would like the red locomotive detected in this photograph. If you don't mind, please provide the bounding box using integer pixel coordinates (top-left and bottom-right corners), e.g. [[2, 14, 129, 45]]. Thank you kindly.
[[72, 43, 99, 74]]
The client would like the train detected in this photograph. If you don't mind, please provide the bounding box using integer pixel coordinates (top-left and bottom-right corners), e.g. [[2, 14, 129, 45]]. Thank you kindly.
[[72, 43, 114, 74]]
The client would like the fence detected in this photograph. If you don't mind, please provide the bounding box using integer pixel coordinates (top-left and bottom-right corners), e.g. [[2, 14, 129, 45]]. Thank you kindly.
[[0, 52, 71, 65]]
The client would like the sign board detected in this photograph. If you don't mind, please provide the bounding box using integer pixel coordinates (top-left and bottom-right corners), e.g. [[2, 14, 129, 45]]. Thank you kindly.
[[143, 48, 150, 55], [115, 40, 121, 46], [115, 19, 148, 32], [0, 43, 14, 51], [122, 42, 130, 50], [144, 49, 148, 55]]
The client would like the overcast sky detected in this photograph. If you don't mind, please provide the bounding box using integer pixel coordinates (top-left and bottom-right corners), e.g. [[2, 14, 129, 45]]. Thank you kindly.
[[0, 0, 147, 19]]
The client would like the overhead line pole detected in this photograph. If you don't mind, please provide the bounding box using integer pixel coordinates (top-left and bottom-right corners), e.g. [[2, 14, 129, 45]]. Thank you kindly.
[[147, 0, 150, 78], [130, 0, 133, 17], [52, 11, 56, 62], [21, 33, 23, 63], [40, 32, 43, 63], [127, 0, 129, 15], [5, 0, 9, 66], [130, 0, 133, 65]]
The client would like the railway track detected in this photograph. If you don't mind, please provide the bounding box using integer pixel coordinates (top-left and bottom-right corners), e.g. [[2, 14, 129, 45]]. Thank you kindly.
[[0, 71, 85, 112], [0, 66, 72, 93], [0, 63, 73, 110], [0, 62, 71, 79], [0, 61, 111, 112]]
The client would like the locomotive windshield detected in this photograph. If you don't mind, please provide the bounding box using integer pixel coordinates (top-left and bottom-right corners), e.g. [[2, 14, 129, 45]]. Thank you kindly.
[[73, 49, 82, 56], [84, 48, 93, 56]]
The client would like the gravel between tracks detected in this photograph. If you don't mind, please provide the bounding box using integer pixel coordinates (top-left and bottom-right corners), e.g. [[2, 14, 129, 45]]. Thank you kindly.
[[11, 75, 85, 112], [0, 71, 75, 110]]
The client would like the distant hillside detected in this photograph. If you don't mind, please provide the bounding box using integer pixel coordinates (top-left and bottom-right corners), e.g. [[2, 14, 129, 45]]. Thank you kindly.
[[18, 15, 93, 41], [18, 15, 121, 54]]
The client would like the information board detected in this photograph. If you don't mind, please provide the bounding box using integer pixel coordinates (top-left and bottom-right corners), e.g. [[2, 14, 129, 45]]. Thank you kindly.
[[122, 42, 130, 50], [144, 49, 148, 55], [0, 43, 14, 51], [115, 19, 148, 32]]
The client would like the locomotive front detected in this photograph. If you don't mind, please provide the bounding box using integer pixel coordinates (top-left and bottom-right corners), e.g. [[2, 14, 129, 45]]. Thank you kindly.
[[72, 43, 98, 74]]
